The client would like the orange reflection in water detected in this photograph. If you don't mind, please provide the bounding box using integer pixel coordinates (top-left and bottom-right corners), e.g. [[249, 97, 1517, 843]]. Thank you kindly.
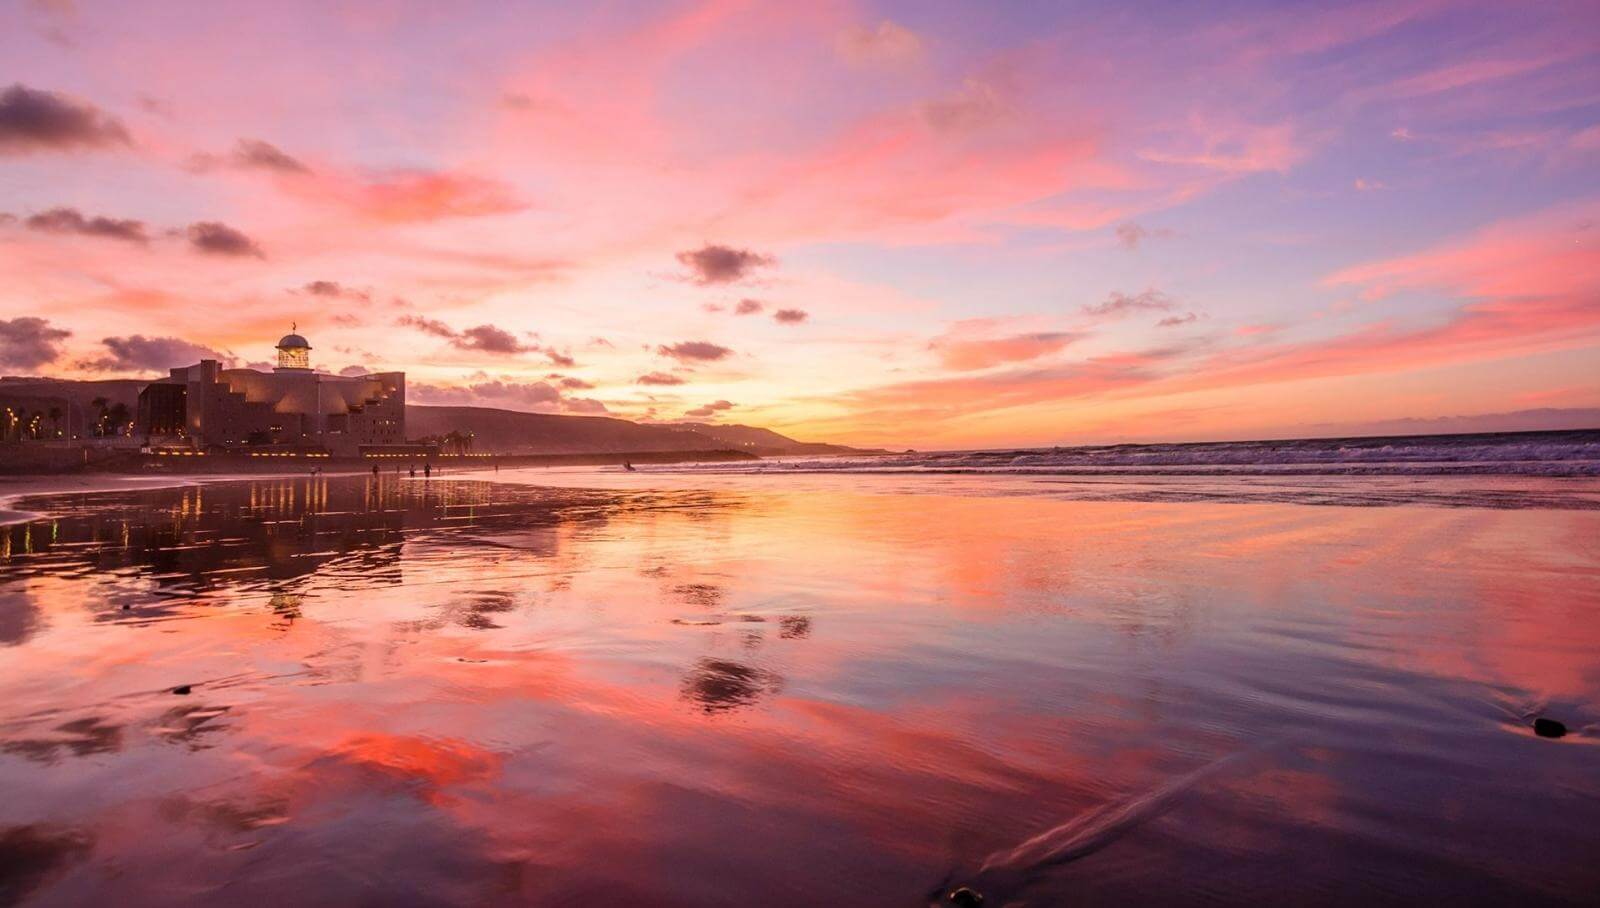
[[0, 474, 1597, 906]]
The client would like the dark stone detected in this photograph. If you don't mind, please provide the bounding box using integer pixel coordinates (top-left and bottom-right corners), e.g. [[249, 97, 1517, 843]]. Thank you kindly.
[[121, 604, 130, 610], [1533, 717, 1567, 738], [171, 685, 192, 695], [948, 887, 984, 907]]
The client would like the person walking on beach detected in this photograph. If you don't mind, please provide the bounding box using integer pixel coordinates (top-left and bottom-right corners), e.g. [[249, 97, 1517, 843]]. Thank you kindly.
[[423, 462, 431, 479], [409, 464, 415, 477]]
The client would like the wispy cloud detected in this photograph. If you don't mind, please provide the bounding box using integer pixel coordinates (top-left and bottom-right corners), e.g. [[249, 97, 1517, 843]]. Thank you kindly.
[[411, 377, 606, 415], [930, 328, 1079, 371], [1082, 290, 1177, 318], [298, 280, 368, 300], [24, 207, 148, 244], [637, 371, 686, 386], [1114, 222, 1174, 250], [397, 316, 538, 355], [836, 20, 923, 66], [188, 138, 310, 174], [684, 399, 734, 418]]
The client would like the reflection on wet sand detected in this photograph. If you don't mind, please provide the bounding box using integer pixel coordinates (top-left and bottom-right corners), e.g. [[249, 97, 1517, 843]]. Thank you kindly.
[[681, 658, 784, 714], [0, 473, 1597, 906], [0, 825, 92, 906]]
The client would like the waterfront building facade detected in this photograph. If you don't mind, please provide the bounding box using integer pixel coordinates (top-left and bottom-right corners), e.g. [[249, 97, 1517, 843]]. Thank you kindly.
[[136, 330, 406, 456]]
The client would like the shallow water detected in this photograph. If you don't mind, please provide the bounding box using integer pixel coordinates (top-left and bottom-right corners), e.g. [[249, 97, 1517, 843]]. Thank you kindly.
[[1, 471, 1598, 906]]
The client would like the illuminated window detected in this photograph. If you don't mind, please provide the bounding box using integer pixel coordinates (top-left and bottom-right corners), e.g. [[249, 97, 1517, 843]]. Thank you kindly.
[[276, 345, 311, 370]]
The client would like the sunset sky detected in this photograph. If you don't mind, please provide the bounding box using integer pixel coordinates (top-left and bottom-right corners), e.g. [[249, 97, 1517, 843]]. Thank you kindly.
[[1, 0, 1597, 448]]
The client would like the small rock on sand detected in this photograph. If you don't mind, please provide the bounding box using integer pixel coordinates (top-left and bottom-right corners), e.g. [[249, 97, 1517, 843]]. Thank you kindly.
[[172, 685, 192, 695], [1533, 717, 1567, 738], [948, 887, 983, 907]]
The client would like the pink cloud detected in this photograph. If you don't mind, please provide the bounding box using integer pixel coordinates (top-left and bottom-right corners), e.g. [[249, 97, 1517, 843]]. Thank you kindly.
[[474, 4, 1297, 248], [929, 322, 1081, 371], [835, 20, 923, 66], [1156, 201, 1600, 392], [1326, 200, 1600, 305], [811, 200, 1600, 442], [1138, 116, 1301, 174]]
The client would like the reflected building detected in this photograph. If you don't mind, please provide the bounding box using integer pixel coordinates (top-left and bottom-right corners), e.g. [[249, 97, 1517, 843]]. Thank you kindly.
[[136, 328, 406, 456], [0, 476, 620, 602]]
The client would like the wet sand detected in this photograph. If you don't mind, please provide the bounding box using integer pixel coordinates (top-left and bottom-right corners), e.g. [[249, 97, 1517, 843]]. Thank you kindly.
[[0, 475, 209, 526], [0, 473, 325, 526], [0, 471, 1597, 906]]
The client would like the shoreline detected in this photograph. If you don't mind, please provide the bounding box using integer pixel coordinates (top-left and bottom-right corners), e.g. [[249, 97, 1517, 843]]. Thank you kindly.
[[0, 451, 764, 525], [0, 448, 760, 477], [0, 473, 283, 526]]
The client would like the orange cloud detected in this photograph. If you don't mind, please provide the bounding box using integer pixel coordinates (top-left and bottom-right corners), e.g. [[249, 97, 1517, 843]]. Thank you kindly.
[[931, 327, 1081, 371], [315, 170, 527, 223]]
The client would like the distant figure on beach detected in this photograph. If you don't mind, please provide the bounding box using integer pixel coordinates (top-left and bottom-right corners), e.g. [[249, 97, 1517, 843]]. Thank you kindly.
[[423, 463, 431, 479], [623, 459, 636, 472], [409, 464, 415, 477], [371, 463, 378, 477]]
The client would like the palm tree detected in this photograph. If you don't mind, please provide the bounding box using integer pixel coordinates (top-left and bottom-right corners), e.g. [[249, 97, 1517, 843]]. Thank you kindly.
[[90, 396, 109, 437], [106, 402, 132, 437]]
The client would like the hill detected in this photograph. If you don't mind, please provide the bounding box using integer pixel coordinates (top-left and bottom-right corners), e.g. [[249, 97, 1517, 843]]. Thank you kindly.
[[673, 422, 865, 456], [0, 377, 148, 410], [406, 406, 864, 456]]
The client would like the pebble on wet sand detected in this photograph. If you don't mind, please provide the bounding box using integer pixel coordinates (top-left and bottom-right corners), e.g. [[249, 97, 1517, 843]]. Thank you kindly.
[[948, 887, 984, 907], [172, 685, 192, 695], [1533, 717, 1567, 738]]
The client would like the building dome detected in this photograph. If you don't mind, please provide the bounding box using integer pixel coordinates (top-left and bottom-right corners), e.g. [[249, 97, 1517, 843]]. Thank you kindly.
[[275, 326, 313, 371]]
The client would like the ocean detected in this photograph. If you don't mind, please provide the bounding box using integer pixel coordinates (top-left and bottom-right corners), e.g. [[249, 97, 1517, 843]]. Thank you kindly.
[[682, 428, 1600, 477]]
